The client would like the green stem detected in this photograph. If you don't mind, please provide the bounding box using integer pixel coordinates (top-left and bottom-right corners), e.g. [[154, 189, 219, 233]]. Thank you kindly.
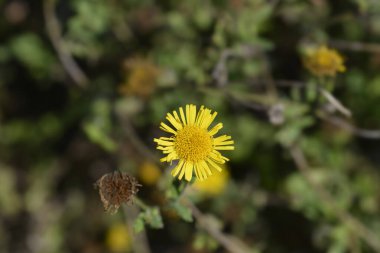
[[178, 181, 188, 193], [134, 197, 150, 211]]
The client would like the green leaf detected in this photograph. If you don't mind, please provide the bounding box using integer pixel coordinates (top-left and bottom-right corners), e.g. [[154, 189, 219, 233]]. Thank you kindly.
[[134, 207, 163, 232], [82, 99, 117, 152], [82, 122, 117, 152], [306, 82, 318, 102], [193, 232, 218, 251], [137, 207, 164, 230], [134, 216, 145, 233], [9, 33, 56, 78], [171, 201, 193, 222], [147, 207, 164, 229]]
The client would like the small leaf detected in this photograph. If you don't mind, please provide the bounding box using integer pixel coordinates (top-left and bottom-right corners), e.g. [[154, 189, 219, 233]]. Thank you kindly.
[[139, 207, 164, 230], [306, 83, 318, 102], [82, 99, 117, 152], [165, 185, 179, 200], [171, 201, 193, 222], [9, 33, 56, 78], [83, 122, 117, 152], [193, 231, 218, 251], [134, 216, 145, 233], [148, 208, 164, 229]]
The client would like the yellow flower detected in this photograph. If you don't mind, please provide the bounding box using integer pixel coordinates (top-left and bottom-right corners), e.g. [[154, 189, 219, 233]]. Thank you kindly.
[[119, 58, 160, 98], [154, 104, 234, 182], [304, 45, 346, 77], [105, 223, 131, 252], [138, 161, 162, 186], [193, 166, 229, 196]]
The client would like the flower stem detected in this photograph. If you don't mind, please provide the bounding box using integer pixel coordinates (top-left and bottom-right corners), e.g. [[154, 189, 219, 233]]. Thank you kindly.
[[134, 197, 149, 211]]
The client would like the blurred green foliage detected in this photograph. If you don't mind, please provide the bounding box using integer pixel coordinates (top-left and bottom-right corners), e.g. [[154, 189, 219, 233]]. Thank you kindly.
[[1, 0, 380, 252]]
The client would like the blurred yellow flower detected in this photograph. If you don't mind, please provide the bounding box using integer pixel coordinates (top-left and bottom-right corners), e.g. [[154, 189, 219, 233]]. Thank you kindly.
[[193, 166, 229, 196], [106, 223, 131, 252], [154, 104, 234, 182], [138, 161, 162, 186], [119, 58, 160, 98], [304, 45, 346, 77]]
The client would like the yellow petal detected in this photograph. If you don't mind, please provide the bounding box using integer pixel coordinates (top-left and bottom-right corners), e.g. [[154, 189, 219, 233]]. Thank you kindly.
[[179, 107, 186, 125], [166, 113, 182, 130], [154, 138, 174, 146], [214, 146, 235, 150], [171, 160, 185, 177], [208, 123, 223, 136], [206, 158, 223, 172], [184, 161, 193, 181], [160, 122, 177, 135]]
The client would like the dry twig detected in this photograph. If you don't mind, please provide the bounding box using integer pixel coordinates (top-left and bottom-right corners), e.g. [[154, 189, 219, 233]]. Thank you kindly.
[[43, 0, 89, 87], [330, 40, 380, 54], [123, 205, 152, 253], [290, 145, 380, 252], [121, 118, 159, 163], [185, 200, 252, 253], [271, 80, 352, 117], [319, 113, 380, 139], [212, 45, 258, 87]]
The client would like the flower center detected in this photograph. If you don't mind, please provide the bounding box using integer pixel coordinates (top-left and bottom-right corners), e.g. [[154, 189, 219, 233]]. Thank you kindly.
[[174, 125, 213, 162]]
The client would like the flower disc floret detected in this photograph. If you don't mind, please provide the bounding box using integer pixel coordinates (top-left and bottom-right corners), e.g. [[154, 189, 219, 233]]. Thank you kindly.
[[175, 125, 213, 162]]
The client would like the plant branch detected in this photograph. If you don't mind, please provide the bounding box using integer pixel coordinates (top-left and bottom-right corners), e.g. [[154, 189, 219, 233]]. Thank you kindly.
[[232, 79, 380, 139], [319, 89, 351, 117], [268, 80, 352, 117], [184, 200, 252, 253], [122, 118, 159, 164], [329, 40, 380, 54], [43, 0, 89, 88], [289, 145, 380, 252], [212, 45, 259, 87], [122, 205, 152, 253], [177, 185, 252, 253], [134, 197, 150, 211], [318, 112, 380, 139]]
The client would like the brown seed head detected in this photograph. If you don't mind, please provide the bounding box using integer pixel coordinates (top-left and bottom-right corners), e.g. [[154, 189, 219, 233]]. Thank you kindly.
[[94, 171, 141, 214]]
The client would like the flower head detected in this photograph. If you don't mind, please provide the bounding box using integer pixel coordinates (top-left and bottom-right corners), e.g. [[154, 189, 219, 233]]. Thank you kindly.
[[138, 161, 162, 186], [119, 58, 160, 98], [106, 223, 131, 252], [154, 104, 234, 181], [304, 45, 346, 77]]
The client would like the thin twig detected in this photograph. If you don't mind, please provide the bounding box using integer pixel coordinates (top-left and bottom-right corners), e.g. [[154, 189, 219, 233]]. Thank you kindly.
[[122, 118, 159, 163], [330, 40, 380, 54], [226, 89, 270, 111], [43, 0, 89, 88], [269, 80, 352, 117], [290, 145, 380, 252], [176, 186, 252, 253], [212, 45, 259, 87], [236, 80, 380, 139], [185, 200, 252, 253], [256, 51, 279, 99], [123, 205, 152, 253], [134, 197, 150, 211], [318, 113, 380, 139], [212, 49, 232, 87], [270, 80, 380, 137], [319, 89, 351, 117]]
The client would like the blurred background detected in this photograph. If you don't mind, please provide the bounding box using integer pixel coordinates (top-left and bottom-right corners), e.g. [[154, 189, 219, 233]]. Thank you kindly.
[[1, 0, 380, 252]]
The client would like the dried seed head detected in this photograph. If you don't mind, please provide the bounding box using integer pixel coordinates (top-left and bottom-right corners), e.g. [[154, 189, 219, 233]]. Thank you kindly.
[[94, 171, 141, 214]]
